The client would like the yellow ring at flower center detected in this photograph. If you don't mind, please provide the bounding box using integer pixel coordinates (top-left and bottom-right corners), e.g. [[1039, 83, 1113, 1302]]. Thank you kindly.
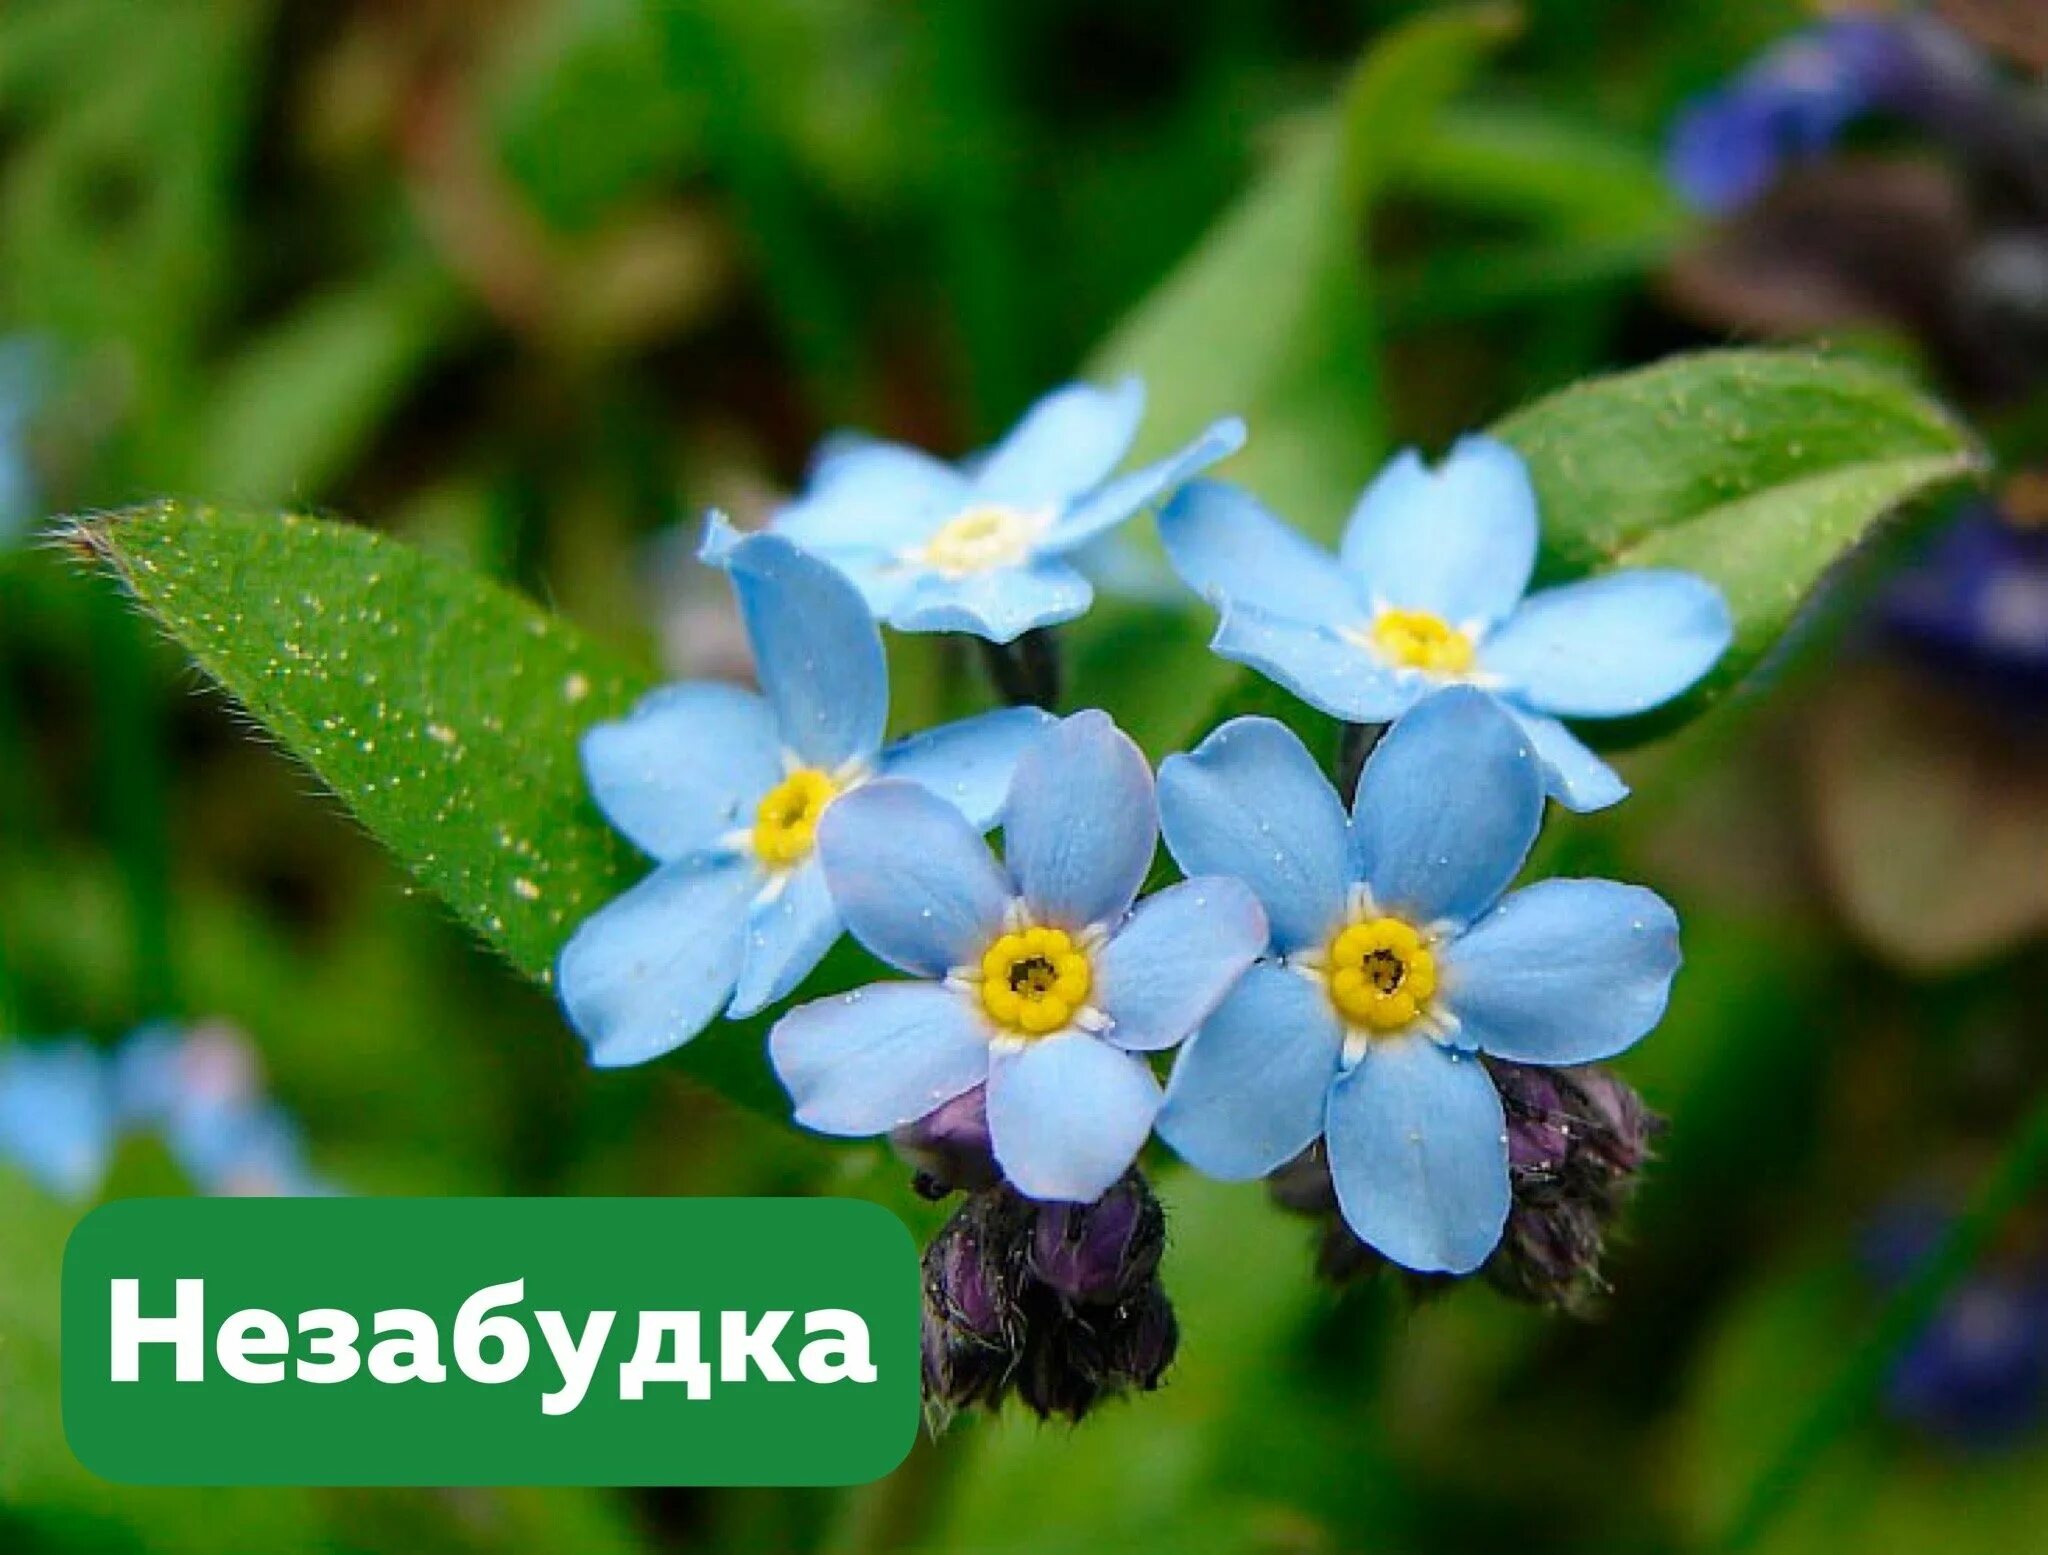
[[1368, 608, 1475, 676], [978, 926, 1093, 1037], [751, 768, 839, 867], [1326, 916, 1437, 1031], [918, 505, 1041, 576]]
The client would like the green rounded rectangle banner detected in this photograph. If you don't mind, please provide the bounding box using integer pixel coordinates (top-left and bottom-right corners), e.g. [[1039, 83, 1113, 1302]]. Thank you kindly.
[[61, 1197, 920, 1486]]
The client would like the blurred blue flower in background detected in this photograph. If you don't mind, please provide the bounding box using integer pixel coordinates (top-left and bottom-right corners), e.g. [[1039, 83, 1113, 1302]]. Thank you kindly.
[[771, 710, 1265, 1203], [0, 1023, 326, 1199], [0, 335, 45, 542], [1160, 437, 1732, 811], [1667, 14, 1916, 212], [1885, 502, 2048, 704], [1154, 689, 1681, 1273], [0, 1037, 116, 1198], [560, 525, 1051, 1067], [1864, 1197, 2048, 1449], [764, 378, 1245, 642]]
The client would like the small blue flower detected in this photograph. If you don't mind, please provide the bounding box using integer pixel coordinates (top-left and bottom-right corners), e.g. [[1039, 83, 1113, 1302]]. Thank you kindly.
[[1153, 689, 1681, 1273], [758, 378, 1245, 643], [0, 1038, 118, 1199], [1159, 436, 1733, 812], [1667, 15, 1914, 213], [769, 711, 1267, 1203], [560, 525, 1054, 1067]]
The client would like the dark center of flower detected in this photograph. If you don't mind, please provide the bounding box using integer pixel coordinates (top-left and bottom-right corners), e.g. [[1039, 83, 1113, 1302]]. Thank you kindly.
[[1007, 955, 1061, 997]]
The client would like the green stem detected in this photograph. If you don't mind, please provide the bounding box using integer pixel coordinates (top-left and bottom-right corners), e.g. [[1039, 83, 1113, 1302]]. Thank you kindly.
[[1712, 1089, 2048, 1553]]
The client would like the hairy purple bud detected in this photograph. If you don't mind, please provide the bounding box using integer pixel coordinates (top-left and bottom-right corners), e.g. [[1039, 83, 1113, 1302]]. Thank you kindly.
[[891, 1086, 998, 1198], [1485, 1059, 1663, 1313], [1028, 1171, 1164, 1304]]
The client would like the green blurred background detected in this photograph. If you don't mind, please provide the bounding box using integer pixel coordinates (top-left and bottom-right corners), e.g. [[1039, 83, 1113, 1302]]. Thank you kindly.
[[2, 1, 2045, 1551]]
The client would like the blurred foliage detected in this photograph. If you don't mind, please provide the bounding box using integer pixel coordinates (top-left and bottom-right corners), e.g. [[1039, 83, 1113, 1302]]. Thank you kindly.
[[2, 1, 2046, 1552]]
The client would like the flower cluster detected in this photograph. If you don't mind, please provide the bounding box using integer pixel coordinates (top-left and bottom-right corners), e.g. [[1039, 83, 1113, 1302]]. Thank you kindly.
[[0, 1022, 329, 1200], [562, 377, 1728, 1412]]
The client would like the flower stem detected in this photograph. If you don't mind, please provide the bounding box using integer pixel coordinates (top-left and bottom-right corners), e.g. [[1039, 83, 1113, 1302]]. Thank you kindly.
[[1713, 1087, 2048, 1553], [976, 629, 1062, 710]]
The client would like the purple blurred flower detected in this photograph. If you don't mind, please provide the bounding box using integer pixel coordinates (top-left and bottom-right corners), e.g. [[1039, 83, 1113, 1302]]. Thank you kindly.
[[1885, 503, 2048, 704], [1669, 16, 1918, 213]]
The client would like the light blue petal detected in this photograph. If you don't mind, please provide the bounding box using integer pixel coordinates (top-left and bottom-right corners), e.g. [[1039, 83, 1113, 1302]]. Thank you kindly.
[[718, 530, 888, 767], [1158, 479, 1363, 624], [772, 439, 969, 553], [971, 378, 1145, 511], [816, 782, 1013, 977], [985, 1032, 1162, 1202], [1481, 570, 1733, 716], [1350, 687, 1544, 927], [886, 559, 1094, 643], [1158, 716, 1352, 955], [1043, 417, 1247, 554], [1091, 877, 1266, 1051], [1004, 710, 1157, 931], [1443, 879, 1681, 1066], [875, 705, 1054, 829], [1326, 1038, 1508, 1274], [1211, 601, 1420, 725], [1157, 964, 1344, 1180], [557, 857, 756, 1067], [771, 982, 991, 1136], [728, 860, 842, 1017], [1339, 436, 1539, 627], [0, 1039, 116, 1200], [1509, 708, 1630, 813], [581, 682, 782, 862]]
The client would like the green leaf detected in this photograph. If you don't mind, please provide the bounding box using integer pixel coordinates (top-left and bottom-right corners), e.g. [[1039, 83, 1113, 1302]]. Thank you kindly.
[[67, 504, 797, 1114], [1496, 349, 1984, 735], [70, 503, 649, 982]]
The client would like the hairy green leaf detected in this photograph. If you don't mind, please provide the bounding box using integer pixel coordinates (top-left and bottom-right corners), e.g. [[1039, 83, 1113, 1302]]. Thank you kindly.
[[72, 503, 650, 983]]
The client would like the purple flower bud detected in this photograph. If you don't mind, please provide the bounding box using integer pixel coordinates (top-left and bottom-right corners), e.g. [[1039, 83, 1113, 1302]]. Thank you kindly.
[[1109, 1286, 1179, 1392], [890, 1086, 999, 1198], [919, 1172, 1181, 1425], [1027, 1171, 1164, 1305], [1485, 1060, 1662, 1312]]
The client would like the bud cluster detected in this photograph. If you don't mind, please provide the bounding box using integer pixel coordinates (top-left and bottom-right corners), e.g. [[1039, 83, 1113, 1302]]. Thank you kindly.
[[902, 1092, 1178, 1425]]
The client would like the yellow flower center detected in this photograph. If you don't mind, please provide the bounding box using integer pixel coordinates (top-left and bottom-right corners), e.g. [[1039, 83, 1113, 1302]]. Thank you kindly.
[[916, 505, 1044, 577], [976, 926, 1093, 1037], [1325, 916, 1438, 1032], [751, 768, 839, 867], [1366, 608, 1476, 676]]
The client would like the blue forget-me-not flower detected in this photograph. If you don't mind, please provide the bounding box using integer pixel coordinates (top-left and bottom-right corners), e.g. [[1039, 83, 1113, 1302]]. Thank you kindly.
[[1159, 436, 1733, 811], [560, 522, 1052, 1066], [764, 378, 1245, 643], [1152, 688, 1681, 1273], [1667, 13, 1915, 213], [770, 710, 1266, 1203], [0, 1023, 327, 1199]]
